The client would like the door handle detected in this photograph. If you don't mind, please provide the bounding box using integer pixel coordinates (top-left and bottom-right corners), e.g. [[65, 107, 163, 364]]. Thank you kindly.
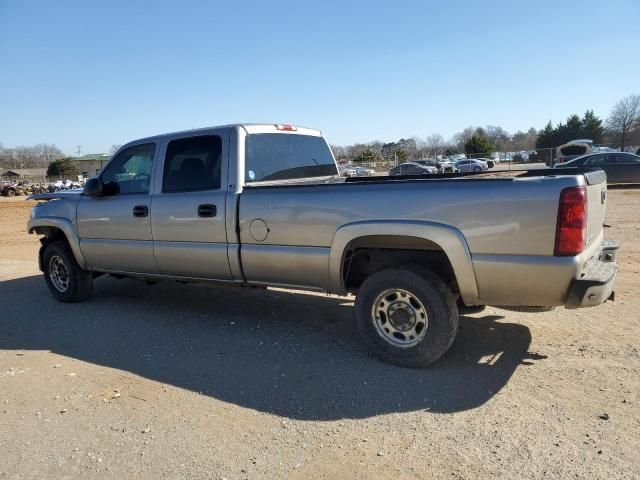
[[197, 204, 217, 217], [133, 205, 149, 217]]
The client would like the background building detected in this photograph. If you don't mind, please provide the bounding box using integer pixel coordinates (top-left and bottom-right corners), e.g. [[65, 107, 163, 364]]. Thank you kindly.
[[72, 153, 110, 178]]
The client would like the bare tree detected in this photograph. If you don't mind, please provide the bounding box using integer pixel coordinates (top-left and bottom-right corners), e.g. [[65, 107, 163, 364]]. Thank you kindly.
[[451, 127, 475, 153], [109, 144, 123, 155], [424, 133, 447, 158], [485, 125, 511, 151], [606, 94, 640, 150]]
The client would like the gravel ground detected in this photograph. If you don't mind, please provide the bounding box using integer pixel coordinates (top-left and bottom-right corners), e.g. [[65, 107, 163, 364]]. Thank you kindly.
[[0, 190, 639, 479]]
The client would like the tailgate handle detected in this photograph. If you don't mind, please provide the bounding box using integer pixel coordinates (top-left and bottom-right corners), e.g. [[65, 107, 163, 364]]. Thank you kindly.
[[198, 204, 217, 217], [132, 205, 149, 217]]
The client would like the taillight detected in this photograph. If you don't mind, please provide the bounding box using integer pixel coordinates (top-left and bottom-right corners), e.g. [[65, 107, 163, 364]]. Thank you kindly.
[[275, 124, 297, 131], [554, 186, 587, 256]]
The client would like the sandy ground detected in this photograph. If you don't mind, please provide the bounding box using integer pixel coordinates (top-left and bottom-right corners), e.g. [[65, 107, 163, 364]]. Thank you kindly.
[[0, 191, 638, 479]]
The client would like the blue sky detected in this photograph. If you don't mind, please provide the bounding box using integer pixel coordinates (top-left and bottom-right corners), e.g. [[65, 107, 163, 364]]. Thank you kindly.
[[1, 0, 638, 154]]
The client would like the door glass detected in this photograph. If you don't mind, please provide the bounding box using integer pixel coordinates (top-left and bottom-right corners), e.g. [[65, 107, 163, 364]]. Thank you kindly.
[[586, 155, 606, 165], [617, 154, 638, 164], [163, 135, 222, 192], [101, 143, 155, 194]]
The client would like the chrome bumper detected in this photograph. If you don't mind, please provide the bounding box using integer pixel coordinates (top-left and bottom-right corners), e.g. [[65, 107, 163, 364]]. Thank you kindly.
[[565, 238, 618, 309]]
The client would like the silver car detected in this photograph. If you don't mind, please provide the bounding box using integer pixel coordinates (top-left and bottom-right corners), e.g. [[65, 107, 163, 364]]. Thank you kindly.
[[455, 159, 489, 173]]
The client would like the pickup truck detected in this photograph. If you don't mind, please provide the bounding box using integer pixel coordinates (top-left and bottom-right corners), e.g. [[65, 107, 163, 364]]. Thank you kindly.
[[28, 123, 619, 367]]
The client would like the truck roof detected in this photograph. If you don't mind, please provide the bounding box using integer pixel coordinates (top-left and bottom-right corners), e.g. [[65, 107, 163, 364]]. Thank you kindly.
[[125, 123, 323, 146]]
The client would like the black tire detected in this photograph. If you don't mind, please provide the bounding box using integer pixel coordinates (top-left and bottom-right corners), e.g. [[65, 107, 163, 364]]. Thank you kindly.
[[6, 188, 16, 197], [42, 240, 93, 302], [473, 166, 481, 172], [354, 268, 459, 368]]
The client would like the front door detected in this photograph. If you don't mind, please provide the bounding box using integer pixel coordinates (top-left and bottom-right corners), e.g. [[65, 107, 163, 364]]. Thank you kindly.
[[77, 142, 159, 273], [151, 132, 232, 279]]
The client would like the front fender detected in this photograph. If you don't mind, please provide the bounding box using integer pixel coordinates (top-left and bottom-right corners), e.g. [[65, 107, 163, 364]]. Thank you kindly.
[[328, 220, 479, 305], [28, 217, 87, 270]]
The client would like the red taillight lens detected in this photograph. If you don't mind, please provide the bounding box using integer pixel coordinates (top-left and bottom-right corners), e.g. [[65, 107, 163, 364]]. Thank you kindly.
[[275, 124, 297, 131], [554, 186, 587, 256]]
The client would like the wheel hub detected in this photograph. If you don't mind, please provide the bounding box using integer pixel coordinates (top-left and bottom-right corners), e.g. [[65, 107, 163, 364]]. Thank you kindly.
[[49, 255, 70, 293], [371, 288, 428, 348], [388, 303, 415, 331]]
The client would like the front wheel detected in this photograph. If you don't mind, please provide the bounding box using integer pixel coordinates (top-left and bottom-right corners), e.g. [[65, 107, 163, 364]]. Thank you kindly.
[[473, 166, 481, 172], [42, 240, 93, 302], [354, 268, 459, 367]]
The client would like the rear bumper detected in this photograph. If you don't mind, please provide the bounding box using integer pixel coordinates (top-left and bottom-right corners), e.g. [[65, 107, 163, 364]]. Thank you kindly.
[[565, 238, 619, 309]]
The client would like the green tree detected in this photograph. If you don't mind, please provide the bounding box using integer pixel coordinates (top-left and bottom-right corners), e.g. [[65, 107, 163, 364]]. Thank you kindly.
[[464, 132, 494, 157], [47, 157, 79, 177], [535, 121, 556, 149], [353, 148, 377, 164], [581, 110, 604, 142], [395, 149, 407, 162]]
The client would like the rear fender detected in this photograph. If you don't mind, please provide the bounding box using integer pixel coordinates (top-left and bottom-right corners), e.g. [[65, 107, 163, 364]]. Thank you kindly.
[[328, 220, 479, 305]]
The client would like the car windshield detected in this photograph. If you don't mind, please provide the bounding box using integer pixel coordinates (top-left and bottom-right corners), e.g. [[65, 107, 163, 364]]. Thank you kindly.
[[245, 134, 337, 182]]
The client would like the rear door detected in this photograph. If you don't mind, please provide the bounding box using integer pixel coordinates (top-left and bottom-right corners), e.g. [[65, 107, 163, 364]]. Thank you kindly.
[[151, 130, 233, 279], [613, 153, 640, 183]]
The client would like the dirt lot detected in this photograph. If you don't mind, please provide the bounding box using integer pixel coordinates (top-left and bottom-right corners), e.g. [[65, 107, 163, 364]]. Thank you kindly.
[[1, 191, 639, 479]]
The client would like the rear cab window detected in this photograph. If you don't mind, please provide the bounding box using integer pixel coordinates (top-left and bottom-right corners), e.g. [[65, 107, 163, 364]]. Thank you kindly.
[[245, 133, 337, 183]]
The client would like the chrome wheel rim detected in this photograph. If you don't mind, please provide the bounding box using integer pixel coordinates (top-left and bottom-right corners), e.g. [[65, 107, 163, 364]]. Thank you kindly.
[[49, 255, 70, 292], [371, 288, 428, 348]]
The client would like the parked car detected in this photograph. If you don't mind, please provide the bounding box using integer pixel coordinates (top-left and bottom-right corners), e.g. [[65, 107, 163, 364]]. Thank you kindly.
[[28, 123, 618, 368], [475, 157, 495, 168], [553, 152, 640, 183], [341, 165, 374, 177], [455, 159, 489, 173], [438, 159, 459, 172], [1, 183, 24, 197], [389, 162, 438, 176], [415, 159, 443, 173]]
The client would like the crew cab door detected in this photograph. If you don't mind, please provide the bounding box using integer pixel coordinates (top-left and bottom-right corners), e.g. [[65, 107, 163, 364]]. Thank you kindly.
[[76, 142, 159, 273], [150, 131, 233, 279]]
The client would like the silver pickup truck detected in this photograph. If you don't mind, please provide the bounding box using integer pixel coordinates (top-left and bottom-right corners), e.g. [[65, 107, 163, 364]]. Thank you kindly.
[[28, 124, 619, 367]]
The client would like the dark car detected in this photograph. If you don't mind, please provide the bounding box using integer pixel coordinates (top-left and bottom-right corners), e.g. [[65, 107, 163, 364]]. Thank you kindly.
[[553, 152, 640, 183], [414, 159, 443, 173], [389, 162, 438, 176]]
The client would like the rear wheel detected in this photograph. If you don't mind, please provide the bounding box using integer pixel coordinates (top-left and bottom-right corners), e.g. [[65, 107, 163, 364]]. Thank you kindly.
[[354, 268, 458, 367], [5, 188, 16, 197], [42, 240, 93, 302]]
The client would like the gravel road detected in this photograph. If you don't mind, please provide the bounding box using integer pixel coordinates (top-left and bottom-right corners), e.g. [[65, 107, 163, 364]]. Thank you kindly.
[[0, 190, 639, 479]]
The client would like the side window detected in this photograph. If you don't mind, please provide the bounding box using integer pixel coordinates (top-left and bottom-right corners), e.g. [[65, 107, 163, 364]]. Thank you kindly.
[[101, 143, 155, 194], [617, 154, 638, 164], [586, 155, 606, 165], [163, 135, 222, 192]]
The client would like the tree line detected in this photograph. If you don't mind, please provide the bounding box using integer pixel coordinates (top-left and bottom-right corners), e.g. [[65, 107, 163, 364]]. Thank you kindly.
[[2, 95, 639, 171], [334, 94, 640, 164]]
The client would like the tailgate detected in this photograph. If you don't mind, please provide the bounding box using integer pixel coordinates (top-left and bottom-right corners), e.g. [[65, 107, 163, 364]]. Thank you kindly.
[[584, 170, 607, 251]]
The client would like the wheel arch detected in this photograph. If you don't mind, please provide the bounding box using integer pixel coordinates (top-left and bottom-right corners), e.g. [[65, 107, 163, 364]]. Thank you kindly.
[[328, 220, 479, 305], [29, 217, 87, 270]]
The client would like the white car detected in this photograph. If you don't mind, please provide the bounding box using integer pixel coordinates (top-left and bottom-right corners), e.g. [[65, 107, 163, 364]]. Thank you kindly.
[[455, 159, 489, 173]]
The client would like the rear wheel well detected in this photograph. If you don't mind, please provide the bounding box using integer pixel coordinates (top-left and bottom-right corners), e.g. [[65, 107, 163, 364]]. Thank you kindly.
[[342, 235, 458, 295]]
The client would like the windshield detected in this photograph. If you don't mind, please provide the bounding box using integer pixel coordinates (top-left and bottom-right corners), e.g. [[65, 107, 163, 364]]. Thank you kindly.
[[245, 134, 337, 182]]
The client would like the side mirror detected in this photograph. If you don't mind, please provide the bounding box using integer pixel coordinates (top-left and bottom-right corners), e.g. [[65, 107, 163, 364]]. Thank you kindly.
[[83, 177, 103, 196]]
